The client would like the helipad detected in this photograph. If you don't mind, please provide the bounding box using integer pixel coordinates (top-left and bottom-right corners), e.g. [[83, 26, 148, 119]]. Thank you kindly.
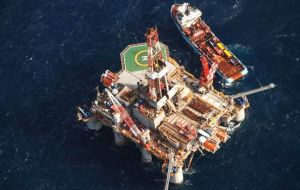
[[120, 43, 169, 72]]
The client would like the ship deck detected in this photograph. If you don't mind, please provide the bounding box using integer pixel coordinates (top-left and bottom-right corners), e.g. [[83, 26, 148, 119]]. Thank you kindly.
[[171, 5, 248, 83], [218, 60, 245, 79]]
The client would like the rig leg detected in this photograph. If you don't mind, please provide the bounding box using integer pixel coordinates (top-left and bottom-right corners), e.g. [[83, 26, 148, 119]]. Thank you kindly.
[[140, 148, 152, 163], [86, 119, 102, 130], [113, 129, 126, 146], [186, 152, 195, 171], [234, 107, 245, 122], [169, 167, 184, 184]]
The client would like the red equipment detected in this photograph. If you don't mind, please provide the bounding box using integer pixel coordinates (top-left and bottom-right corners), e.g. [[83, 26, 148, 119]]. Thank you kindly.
[[199, 56, 218, 86], [100, 70, 117, 87]]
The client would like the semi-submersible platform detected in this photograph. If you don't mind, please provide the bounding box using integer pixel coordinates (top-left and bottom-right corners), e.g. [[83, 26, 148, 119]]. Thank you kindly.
[[76, 27, 275, 185]]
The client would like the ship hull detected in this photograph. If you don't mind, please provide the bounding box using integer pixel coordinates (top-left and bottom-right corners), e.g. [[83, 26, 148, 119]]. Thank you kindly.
[[171, 4, 248, 84]]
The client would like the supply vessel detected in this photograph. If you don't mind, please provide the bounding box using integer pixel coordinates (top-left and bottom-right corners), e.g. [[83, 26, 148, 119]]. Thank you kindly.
[[171, 3, 248, 84], [76, 27, 275, 186]]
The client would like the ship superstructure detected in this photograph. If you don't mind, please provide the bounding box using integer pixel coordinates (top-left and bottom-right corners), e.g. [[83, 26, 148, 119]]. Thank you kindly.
[[171, 3, 248, 84], [76, 27, 275, 185]]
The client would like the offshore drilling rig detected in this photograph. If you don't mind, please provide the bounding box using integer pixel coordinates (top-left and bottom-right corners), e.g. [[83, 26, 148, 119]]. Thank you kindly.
[[76, 27, 276, 185]]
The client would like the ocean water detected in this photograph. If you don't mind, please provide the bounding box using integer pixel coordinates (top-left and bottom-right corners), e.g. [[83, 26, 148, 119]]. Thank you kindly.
[[0, 0, 299, 189]]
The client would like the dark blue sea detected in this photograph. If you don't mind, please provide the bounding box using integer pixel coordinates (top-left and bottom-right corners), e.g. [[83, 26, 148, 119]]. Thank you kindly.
[[1, 0, 299, 189]]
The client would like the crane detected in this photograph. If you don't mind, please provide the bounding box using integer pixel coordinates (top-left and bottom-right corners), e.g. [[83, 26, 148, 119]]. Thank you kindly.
[[199, 56, 218, 87], [164, 151, 174, 190], [230, 83, 277, 99], [105, 89, 151, 147]]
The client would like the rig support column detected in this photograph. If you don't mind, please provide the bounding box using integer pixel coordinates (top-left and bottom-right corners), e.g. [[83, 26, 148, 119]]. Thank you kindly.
[[113, 128, 126, 146], [86, 119, 102, 131], [234, 107, 245, 122], [140, 148, 152, 163], [169, 167, 184, 184]]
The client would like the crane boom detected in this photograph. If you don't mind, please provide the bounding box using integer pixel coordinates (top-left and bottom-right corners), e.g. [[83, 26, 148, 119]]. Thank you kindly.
[[230, 83, 277, 99], [105, 89, 141, 137], [164, 151, 174, 190]]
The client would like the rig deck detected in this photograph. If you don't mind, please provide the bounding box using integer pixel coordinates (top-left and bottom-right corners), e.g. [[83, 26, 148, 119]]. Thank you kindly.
[[76, 27, 275, 185], [78, 40, 247, 183]]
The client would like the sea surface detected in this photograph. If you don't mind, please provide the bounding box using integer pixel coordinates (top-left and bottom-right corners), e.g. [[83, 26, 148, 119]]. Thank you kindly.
[[0, 0, 299, 189]]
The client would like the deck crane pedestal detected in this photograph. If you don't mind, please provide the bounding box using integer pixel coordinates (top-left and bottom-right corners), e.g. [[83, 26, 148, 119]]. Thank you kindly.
[[199, 56, 218, 89]]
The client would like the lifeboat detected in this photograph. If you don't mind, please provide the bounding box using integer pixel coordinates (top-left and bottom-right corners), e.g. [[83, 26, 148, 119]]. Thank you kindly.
[[101, 74, 114, 87], [203, 140, 219, 153], [216, 129, 230, 143], [100, 70, 118, 87], [199, 136, 219, 153], [105, 70, 118, 81]]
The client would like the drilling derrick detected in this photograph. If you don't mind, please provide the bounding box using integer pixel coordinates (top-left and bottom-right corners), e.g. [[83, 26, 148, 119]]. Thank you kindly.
[[145, 27, 169, 101]]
